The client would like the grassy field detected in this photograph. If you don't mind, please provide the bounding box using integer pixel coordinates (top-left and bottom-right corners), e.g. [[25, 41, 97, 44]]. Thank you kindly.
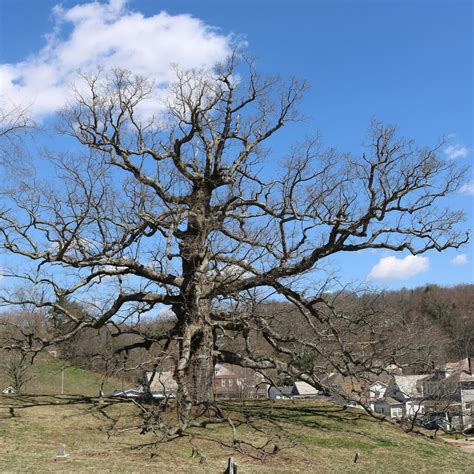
[[0, 353, 127, 396], [0, 357, 472, 472], [0, 394, 472, 473]]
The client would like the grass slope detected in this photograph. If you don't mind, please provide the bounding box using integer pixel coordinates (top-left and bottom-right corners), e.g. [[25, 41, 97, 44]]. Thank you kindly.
[[0, 353, 126, 396], [0, 396, 472, 473]]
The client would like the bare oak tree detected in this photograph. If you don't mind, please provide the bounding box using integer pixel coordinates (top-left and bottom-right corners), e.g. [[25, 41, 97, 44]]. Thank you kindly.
[[0, 57, 468, 434]]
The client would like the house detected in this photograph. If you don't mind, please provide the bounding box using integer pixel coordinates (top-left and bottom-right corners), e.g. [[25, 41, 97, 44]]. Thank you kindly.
[[439, 369, 474, 430], [315, 358, 473, 428], [371, 358, 474, 429], [373, 397, 405, 418], [230, 365, 267, 398], [435, 358, 473, 430], [369, 381, 387, 401], [323, 371, 392, 408], [367, 381, 388, 411], [371, 371, 457, 422], [459, 371, 474, 430], [138, 364, 265, 400], [2, 386, 17, 394], [445, 358, 472, 374], [420, 371, 457, 398], [266, 381, 320, 400], [267, 385, 293, 400], [386, 375, 425, 401], [322, 370, 429, 417], [214, 364, 267, 398], [384, 374, 428, 417], [416, 358, 473, 430], [323, 372, 364, 401], [214, 364, 239, 398]]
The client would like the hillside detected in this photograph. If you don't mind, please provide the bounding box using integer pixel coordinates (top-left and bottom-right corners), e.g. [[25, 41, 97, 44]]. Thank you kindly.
[[0, 394, 472, 472], [0, 353, 127, 396]]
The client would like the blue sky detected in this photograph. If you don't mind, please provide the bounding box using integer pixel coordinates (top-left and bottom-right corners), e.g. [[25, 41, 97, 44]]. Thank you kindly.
[[0, 0, 472, 289]]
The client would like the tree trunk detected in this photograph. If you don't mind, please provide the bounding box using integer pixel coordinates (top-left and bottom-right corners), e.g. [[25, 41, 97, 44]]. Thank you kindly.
[[176, 326, 214, 429], [174, 186, 215, 427], [175, 308, 215, 427], [185, 325, 215, 404]]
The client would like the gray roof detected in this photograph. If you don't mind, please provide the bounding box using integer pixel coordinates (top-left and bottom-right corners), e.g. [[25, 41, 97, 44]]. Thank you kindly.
[[444, 358, 471, 373], [374, 396, 404, 406], [214, 364, 234, 377], [292, 381, 319, 396], [393, 375, 427, 397]]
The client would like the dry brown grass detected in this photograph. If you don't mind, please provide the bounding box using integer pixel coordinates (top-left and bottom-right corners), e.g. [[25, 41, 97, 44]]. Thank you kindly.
[[0, 395, 472, 473]]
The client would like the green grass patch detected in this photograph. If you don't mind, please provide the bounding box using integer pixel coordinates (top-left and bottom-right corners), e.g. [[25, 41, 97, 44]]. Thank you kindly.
[[0, 353, 126, 396]]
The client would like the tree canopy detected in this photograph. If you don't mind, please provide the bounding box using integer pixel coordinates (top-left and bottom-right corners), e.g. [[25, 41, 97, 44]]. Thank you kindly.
[[0, 57, 468, 434]]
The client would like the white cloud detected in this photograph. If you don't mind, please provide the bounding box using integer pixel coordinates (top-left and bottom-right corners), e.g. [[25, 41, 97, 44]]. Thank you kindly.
[[0, 0, 231, 118], [367, 255, 430, 280], [459, 181, 474, 195], [451, 254, 468, 266], [444, 145, 469, 160]]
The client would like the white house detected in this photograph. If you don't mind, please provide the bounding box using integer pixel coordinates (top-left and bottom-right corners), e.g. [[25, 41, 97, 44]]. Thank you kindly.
[[384, 374, 428, 417], [373, 396, 405, 418], [369, 381, 387, 400]]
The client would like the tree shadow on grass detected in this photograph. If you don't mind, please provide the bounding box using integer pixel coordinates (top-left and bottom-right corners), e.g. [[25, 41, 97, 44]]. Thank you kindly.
[[214, 400, 401, 454], [0, 395, 401, 461], [0, 393, 129, 418], [222, 400, 372, 432]]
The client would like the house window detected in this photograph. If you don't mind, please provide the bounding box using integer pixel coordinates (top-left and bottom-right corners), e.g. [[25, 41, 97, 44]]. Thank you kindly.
[[392, 407, 403, 418], [221, 379, 226, 388], [228, 379, 233, 387], [465, 403, 471, 412]]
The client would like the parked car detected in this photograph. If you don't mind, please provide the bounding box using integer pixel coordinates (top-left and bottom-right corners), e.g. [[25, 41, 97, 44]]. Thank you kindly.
[[418, 412, 451, 431]]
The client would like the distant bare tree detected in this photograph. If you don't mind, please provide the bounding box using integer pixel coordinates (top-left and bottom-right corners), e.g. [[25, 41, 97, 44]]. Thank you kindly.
[[0, 55, 468, 435], [1, 351, 32, 393]]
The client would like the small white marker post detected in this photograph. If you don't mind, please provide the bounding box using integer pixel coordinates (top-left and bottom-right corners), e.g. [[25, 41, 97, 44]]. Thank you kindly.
[[225, 457, 238, 474], [55, 443, 68, 461]]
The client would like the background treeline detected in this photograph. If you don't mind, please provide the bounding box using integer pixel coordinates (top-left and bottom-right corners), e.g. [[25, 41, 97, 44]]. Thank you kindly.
[[1, 284, 472, 386], [382, 284, 473, 362]]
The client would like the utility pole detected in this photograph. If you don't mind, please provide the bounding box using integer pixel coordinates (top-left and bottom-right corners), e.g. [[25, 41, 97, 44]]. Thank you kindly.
[[61, 366, 64, 395]]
